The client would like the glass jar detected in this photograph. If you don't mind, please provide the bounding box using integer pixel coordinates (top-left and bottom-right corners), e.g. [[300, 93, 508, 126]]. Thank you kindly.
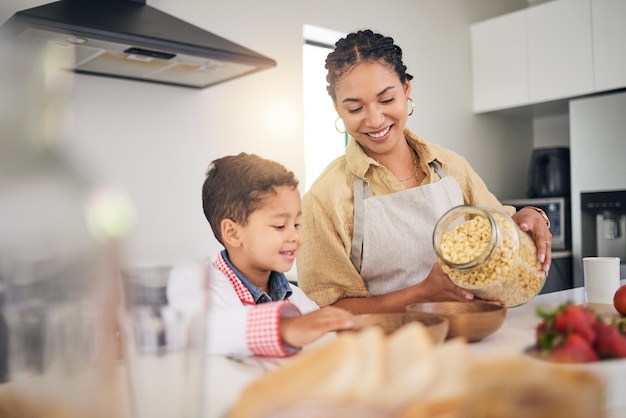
[[432, 205, 546, 307]]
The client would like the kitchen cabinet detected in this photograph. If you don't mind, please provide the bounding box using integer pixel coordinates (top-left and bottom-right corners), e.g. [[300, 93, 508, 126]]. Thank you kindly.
[[470, 10, 528, 113], [527, 0, 594, 103], [471, 0, 626, 113], [592, 0, 626, 92]]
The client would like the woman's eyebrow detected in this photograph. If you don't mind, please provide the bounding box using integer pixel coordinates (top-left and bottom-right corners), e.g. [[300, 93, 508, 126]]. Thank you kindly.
[[341, 86, 395, 104], [376, 86, 395, 97]]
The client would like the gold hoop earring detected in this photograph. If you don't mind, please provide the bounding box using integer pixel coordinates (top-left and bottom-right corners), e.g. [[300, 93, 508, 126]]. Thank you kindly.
[[334, 116, 346, 134], [407, 98, 415, 116]]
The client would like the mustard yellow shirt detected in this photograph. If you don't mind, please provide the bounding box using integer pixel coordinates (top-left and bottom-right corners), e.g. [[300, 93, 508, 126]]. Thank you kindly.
[[296, 128, 515, 307]]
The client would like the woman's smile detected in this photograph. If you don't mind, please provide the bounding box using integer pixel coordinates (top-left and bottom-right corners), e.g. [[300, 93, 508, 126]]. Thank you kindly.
[[366, 125, 392, 140], [365, 125, 394, 143]]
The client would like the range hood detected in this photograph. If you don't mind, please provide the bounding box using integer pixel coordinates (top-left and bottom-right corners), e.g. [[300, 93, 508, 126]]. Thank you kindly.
[[1, 0, 277, 88]]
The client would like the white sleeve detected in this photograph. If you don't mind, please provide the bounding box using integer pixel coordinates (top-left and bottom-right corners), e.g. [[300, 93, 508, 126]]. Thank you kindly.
[[205, 308, 252, 357]]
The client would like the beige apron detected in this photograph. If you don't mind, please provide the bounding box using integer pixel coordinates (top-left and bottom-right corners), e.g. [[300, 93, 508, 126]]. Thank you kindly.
[[350, 161, 464, 296]]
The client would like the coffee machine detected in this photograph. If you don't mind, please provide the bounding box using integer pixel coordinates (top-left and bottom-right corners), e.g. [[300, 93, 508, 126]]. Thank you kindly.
[[580, 190, 626, 279]]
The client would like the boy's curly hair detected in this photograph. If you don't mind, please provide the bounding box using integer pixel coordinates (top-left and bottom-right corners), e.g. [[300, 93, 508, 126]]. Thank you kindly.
[[202, 153, 298, 245]]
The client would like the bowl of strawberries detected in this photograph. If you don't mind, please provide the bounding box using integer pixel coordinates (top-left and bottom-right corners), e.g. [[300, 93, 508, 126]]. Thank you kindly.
[[527, 301, 626, 412], [529, 302, 626, 363]]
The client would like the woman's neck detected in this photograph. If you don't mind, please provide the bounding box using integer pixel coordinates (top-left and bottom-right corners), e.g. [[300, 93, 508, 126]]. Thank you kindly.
[[368, 141, 426, 188], [372, 141, 416, 176]]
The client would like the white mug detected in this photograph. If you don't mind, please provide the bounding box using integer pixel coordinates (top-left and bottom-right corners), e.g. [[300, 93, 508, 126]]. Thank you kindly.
[[583, 257, 621, 304]]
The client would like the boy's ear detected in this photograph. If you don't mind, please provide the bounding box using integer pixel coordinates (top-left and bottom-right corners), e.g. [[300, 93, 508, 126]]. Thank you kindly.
[[221, 218, 241, 247]]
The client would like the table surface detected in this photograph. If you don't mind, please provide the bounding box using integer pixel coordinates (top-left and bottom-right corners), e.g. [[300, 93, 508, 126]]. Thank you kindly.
[[206, 283, 626, 418], [2, 283, 623, 417]]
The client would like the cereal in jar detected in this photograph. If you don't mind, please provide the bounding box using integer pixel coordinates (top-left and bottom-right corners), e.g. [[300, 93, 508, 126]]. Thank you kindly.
[[432, 205, 546, 307]]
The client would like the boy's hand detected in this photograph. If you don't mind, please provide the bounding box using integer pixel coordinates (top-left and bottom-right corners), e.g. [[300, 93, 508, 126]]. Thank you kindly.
[[279, 306, 354, 348]]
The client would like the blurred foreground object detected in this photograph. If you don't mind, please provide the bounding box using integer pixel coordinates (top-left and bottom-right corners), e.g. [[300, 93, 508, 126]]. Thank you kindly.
[[230, 322, 605, 418], [532, 302, 626, 362], [118, 263, 208, 418], [465, 352, 605, 418], [0, 35, 133, 417], [230, 323, 469, 418]]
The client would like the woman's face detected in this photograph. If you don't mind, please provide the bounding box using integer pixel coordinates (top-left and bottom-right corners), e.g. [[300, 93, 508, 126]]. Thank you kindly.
[[333, 61, 411, 159]]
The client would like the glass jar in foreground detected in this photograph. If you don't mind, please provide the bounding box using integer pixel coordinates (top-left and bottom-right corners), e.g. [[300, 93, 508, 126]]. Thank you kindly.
[[433, 205, 546, 307]]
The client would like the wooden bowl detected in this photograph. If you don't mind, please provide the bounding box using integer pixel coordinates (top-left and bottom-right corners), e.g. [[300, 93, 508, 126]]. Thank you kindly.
[[406, 301, 506, 342], [349, 312, 449, 344]]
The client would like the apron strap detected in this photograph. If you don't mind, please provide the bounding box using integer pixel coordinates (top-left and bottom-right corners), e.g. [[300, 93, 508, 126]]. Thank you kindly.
[[350, 177, 368, 272], [431, 160, 445, 178]]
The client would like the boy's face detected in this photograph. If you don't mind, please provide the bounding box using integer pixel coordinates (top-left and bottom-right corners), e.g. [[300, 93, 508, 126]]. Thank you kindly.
[[235, 186, 303, 276]]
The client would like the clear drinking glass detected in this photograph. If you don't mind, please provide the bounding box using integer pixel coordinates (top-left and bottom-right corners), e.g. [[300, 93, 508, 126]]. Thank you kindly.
[[119, 262, 208, 418], [0, 36, 126, 417]]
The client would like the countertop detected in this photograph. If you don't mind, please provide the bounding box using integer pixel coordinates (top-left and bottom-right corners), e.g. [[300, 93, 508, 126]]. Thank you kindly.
[[2, 283, 624, 417], [207, 283, 626, 418]]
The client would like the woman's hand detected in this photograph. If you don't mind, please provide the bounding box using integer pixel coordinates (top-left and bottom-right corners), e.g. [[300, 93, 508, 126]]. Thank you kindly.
[[279, 306, 354, 349], [511, 206, 552, 273], [329, 263, 499, 314], [416, 263, 476, 302]]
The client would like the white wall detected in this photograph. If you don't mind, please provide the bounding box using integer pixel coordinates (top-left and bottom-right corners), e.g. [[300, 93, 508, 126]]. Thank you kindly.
[[1, 0, 530, 266]]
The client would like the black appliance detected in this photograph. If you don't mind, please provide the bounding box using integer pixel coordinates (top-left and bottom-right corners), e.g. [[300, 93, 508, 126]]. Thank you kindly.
[[527, 147, 571, 198], [1, 0, 277, 89]]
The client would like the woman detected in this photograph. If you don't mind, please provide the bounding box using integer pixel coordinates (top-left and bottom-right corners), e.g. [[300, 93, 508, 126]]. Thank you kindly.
[[296, 29, 552, 314]]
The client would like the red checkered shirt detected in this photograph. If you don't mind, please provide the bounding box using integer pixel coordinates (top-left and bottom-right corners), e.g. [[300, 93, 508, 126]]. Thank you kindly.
[[213, 253, 301, 357]]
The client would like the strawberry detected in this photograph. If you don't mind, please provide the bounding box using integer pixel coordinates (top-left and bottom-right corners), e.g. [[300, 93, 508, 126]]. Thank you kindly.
[[536, 318, 562, 352], [547, 333, 598, 363], [593, 320, 626, 359], [536, 319, 547, 341], [614, 317, 626, 334], [552, 303, 596, 344]]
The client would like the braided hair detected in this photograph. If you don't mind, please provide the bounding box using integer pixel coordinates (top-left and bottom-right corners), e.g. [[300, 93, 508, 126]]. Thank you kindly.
[[325, 29, 413, 103]]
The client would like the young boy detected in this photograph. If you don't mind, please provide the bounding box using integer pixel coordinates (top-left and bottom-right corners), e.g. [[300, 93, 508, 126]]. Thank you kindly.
[[200, 152, 354, 357]]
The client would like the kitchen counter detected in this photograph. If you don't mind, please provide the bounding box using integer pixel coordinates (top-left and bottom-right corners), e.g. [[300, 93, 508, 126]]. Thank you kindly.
[[2, 283, 623, 417], [206, 283, 626, 418]]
